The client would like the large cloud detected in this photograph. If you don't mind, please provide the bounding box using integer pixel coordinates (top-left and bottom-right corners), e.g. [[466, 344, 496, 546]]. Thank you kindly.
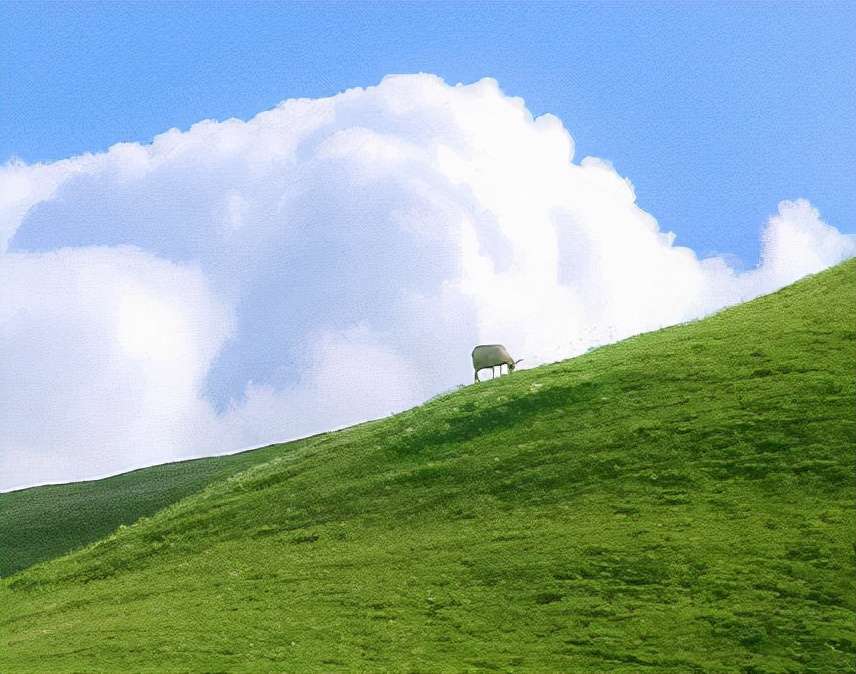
[[2, 74, 853, 490]]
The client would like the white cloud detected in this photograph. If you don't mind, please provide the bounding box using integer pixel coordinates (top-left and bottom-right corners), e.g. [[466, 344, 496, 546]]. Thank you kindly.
[[1, 74, 853, 490], [0, 246, 232, 488]]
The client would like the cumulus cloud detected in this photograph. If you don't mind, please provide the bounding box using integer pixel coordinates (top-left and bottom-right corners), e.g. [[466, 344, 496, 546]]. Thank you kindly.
[[0, 246, 233, 487], [1, 74, 853, 490]]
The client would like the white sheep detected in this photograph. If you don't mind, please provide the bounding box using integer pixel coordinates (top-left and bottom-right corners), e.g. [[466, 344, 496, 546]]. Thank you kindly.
[[471, 344, 522, 382]]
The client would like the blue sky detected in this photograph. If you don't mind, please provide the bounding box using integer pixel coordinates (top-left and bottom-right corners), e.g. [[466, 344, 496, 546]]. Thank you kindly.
[[2, 2, 855, 489], [3, 1, 854, 264]]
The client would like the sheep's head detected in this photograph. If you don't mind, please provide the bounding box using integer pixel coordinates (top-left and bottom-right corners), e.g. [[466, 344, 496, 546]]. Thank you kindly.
[[510, 358, 523, 373]]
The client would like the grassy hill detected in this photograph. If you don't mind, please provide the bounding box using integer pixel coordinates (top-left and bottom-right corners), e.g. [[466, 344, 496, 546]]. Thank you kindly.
[[2, 260, 854, 672], [0, 439, 308, 577]]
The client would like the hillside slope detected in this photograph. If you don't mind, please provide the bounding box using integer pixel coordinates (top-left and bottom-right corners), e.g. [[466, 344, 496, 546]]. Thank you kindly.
[[0, 439, 307, 577], [2, 260, 854, 672]]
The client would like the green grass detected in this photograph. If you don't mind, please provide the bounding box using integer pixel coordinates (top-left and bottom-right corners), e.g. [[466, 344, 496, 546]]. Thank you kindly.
[[2, 260, 854, 672], [0, 439, 314, 577]]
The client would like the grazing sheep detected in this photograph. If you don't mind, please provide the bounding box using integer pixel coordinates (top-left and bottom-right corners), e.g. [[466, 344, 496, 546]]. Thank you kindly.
[[472, 344, 522, 382]]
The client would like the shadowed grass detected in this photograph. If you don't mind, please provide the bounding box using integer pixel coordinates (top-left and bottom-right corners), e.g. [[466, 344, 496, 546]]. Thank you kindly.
[[0, 439, 320, 577]]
